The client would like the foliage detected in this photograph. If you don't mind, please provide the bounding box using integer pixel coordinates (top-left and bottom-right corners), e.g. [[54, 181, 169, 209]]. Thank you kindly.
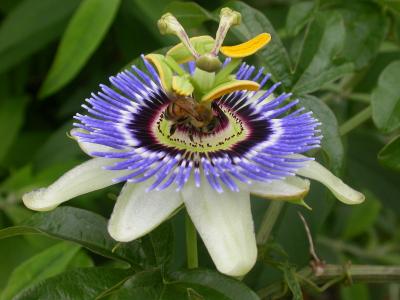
[[0, 0, 399, 299]]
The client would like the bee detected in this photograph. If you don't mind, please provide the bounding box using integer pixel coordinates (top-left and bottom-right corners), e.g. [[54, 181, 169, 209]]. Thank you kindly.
[[164, 96, 219, 140]]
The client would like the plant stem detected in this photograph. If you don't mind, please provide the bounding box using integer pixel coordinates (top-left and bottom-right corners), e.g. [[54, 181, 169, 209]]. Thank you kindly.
[[347, 93, 370, 103], [185, 212, 198, 269], [256, 201, 285, 245], [318, 237, 400, 265], [339, 106, 372, 136], [321, 70, 369, 103], [258, 264, 400, 299], [316, 265, 400, 283]]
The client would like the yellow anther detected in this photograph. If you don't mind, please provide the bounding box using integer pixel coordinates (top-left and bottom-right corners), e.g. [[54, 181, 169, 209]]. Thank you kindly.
[[145, 54, 173, 93], [201, 80, 260, 102], [220, 33, 271, 58]]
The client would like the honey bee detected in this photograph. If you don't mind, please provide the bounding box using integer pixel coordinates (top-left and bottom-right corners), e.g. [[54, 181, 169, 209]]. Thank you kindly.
[[164, 96, 219, 140]]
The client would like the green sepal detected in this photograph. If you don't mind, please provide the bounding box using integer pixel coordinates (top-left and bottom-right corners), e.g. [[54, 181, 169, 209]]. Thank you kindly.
[[167, 35, 215, 64], [172, 75, 194, 96], [288, 199, 312, 210], [145, 54, 173, 93], [214, 58, 242, 86], [165, 56, 186, 76]]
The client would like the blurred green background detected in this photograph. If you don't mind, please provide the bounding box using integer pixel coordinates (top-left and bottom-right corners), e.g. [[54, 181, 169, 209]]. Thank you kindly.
[[0, 0, 399, 299]]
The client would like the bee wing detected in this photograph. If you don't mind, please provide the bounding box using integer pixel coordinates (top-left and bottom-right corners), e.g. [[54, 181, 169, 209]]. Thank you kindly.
[[174, 98, 202, 119]]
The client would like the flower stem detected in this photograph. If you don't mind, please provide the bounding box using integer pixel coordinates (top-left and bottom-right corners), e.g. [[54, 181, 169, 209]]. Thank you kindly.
[[185, 212, 198, 269], [257, 264, 400, 299], [256, 201, 285, 245], [318, 237, 399, 264], [339, 106, 372, 136], [347, 93, 370, 103]]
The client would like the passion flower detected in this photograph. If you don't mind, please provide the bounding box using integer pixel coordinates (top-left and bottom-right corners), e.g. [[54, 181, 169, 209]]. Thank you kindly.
[[23, 8, 364, 277]]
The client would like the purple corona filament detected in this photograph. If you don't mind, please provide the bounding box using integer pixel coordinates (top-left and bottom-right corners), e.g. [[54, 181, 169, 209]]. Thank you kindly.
[[73, 57, 321, 193]]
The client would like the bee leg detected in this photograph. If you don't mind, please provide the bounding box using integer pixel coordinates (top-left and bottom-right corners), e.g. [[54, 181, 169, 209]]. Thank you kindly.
[[207, 118, 218, 132], [169, 123, 177, 137], [189, 128, 194, 143], [197, 129, 203, 143]]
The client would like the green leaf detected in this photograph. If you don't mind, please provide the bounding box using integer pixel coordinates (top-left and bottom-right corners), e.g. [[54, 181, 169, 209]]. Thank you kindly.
[[67, 250, 94, 269], [14, 267, 132, 300], [0, 164, 33, 198], [281, 264, 303, 300], [286, 1, 315, 36], [128, 0, 176, 45], [165, 1, 214, 27], [112, 269, 259, 300], [371, 60, 400, 133], [0, 203, 58, 251], [187, 288, 206, 300], [0, 236, 55, 291], [293, 11, 353, 94], [339, 2, 388, 70], [1, 130, 49, 169], [299, 95, 343, 172], [109, 269, 164, 299], [0, 0, 80, 74], [33, 122, 82, 171], [0, 207, 149, 269], [294, 63, 353, 95], [0, 0, 22, 13], [142, 221, 174, 267], [271, 96, 342, 263], [378, 135, 400, 171], [340, 283, 370, 300], [39, 0, 121, 98], [341, 191, 381, 239], [395, 16, 400, 44], [120, 47, 170, 73], [1, 161, 81, 200], [0, 95, 29, 165], [1, 242, 80, 300], [292, 11, 344, 80], [226, 1, 293, 88], [347, 131, 400, 213], [2, 205, 33, 225], [165, 269, 260, 300], [380, 0, 400, 14]]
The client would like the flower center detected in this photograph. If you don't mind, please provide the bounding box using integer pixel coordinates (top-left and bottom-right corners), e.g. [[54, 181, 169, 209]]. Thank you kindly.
[[153, 100, 250, 153]]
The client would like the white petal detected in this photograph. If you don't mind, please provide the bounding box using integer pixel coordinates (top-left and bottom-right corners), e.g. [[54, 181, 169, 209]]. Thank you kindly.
[[70, 129, 114, 156], [22, 158, 126, 211], [108, 182, 183, 242], [181, 181, 257, 277], [295, 155, 365, 205], [248, 176, 310, 200]]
